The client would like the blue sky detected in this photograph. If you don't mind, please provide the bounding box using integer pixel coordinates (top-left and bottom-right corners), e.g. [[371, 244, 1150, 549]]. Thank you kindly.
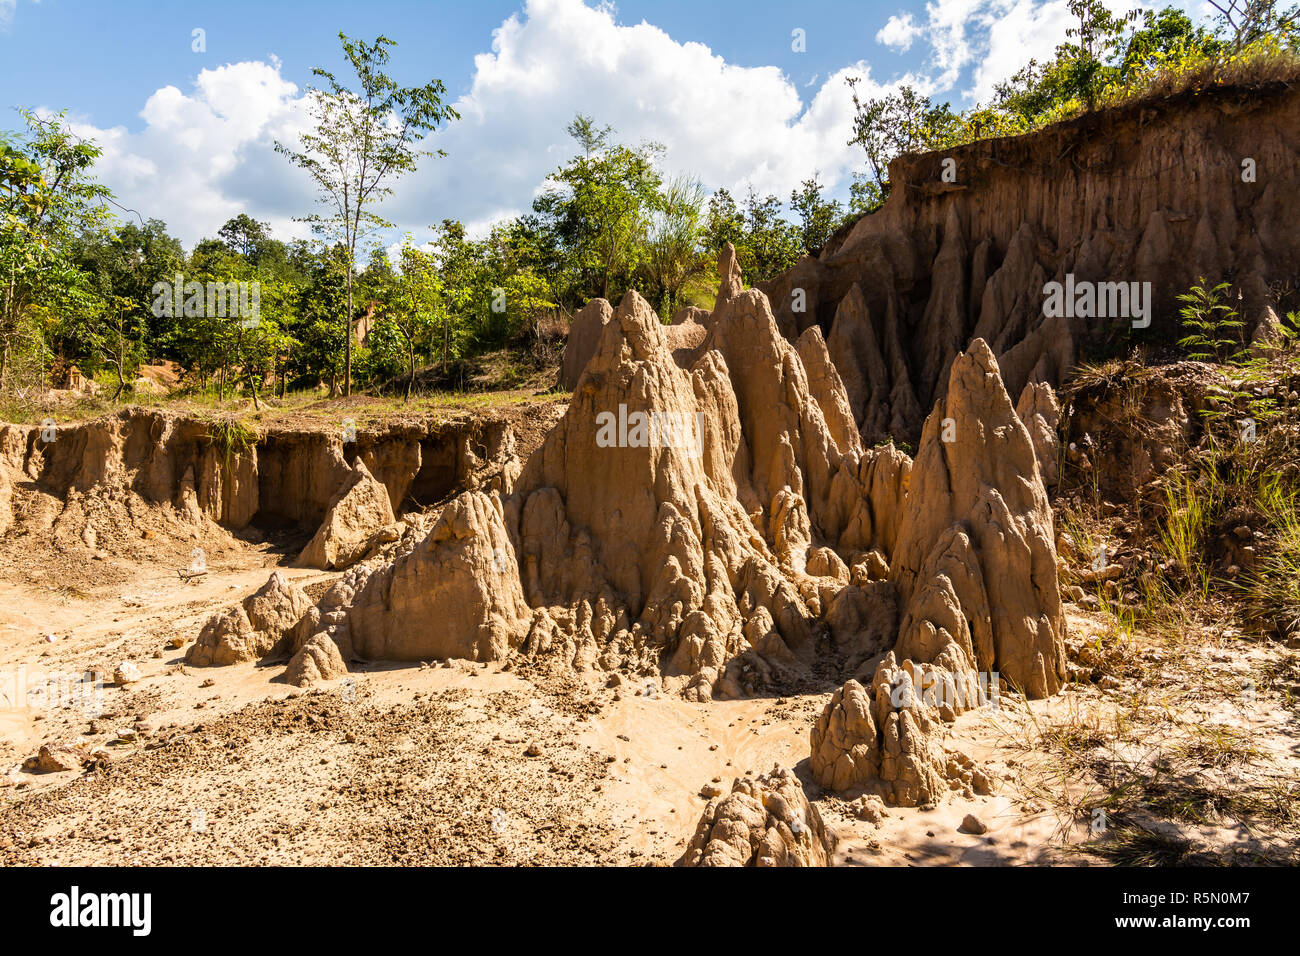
[[0, 0, 1215, 250]]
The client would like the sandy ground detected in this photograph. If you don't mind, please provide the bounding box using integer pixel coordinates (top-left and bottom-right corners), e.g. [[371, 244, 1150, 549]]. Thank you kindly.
[[1, 538, 1297, 866]]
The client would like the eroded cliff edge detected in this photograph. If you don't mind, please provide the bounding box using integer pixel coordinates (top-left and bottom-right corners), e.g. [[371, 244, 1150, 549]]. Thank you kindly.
[[760, 81, 1300, 445]]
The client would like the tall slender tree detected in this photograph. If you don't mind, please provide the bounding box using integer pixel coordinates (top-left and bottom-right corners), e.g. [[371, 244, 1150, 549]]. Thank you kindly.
[[275, 32, 458, 396]]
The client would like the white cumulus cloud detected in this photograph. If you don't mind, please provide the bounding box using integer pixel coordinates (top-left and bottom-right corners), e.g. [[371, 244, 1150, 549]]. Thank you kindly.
[[876, 13, 922, 52], [63, 59, 312, 245], [969, 0, 1076, 103]]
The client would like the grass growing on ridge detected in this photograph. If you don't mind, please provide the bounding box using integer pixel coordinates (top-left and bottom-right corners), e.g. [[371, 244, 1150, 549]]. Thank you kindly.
[[201, 417, 259, 463], [1103, 41, 1300, 112]]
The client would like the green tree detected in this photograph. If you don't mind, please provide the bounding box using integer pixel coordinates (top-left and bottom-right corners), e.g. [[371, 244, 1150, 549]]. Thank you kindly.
[[702, 188, 745, 256], [533, 114, 663, 303], [71, 293, 143, 400], [702, 186, 800, 283], [217, 214, 270, 259], [789, 174, 842, 256], [845, 82, 961, 210], [0, 109, 112, 390], [512, 212, 570, 316], [385, 241, 442, 400], [477, 221, 556, 346], [644, 175, 707, 315], [1061, 0, 1140, 109], [428, 220, 485, 363], [1120, 7, 1224, 81], [738, 188, 801, 282], [275, 31, 459, 397], [288, 245, 350, 392], [74, 219, 184, 356], [233, 310, 294, 409], [245, 277, 299, 401]]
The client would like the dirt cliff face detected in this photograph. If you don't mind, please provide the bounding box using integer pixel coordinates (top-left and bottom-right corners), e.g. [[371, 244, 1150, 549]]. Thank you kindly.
[[0, 405, 559, 575], [9, 410, 257, 556], [761, 82, 1300, 445]]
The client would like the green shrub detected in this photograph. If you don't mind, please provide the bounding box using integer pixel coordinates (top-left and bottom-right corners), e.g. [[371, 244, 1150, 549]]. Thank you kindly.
[[1177, 278, 1243, 362]]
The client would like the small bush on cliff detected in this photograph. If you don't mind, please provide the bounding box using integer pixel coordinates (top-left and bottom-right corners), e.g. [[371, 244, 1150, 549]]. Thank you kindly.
[[1177, 278, 1244, 363]]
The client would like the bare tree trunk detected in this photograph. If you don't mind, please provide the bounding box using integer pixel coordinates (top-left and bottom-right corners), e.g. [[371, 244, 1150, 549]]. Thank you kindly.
[[1, 269, 16, 392], [407, 344, 415, 403], [344, 266, 353, 397], [112, 331, 127, 401], [109, 361, 124, 402]]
